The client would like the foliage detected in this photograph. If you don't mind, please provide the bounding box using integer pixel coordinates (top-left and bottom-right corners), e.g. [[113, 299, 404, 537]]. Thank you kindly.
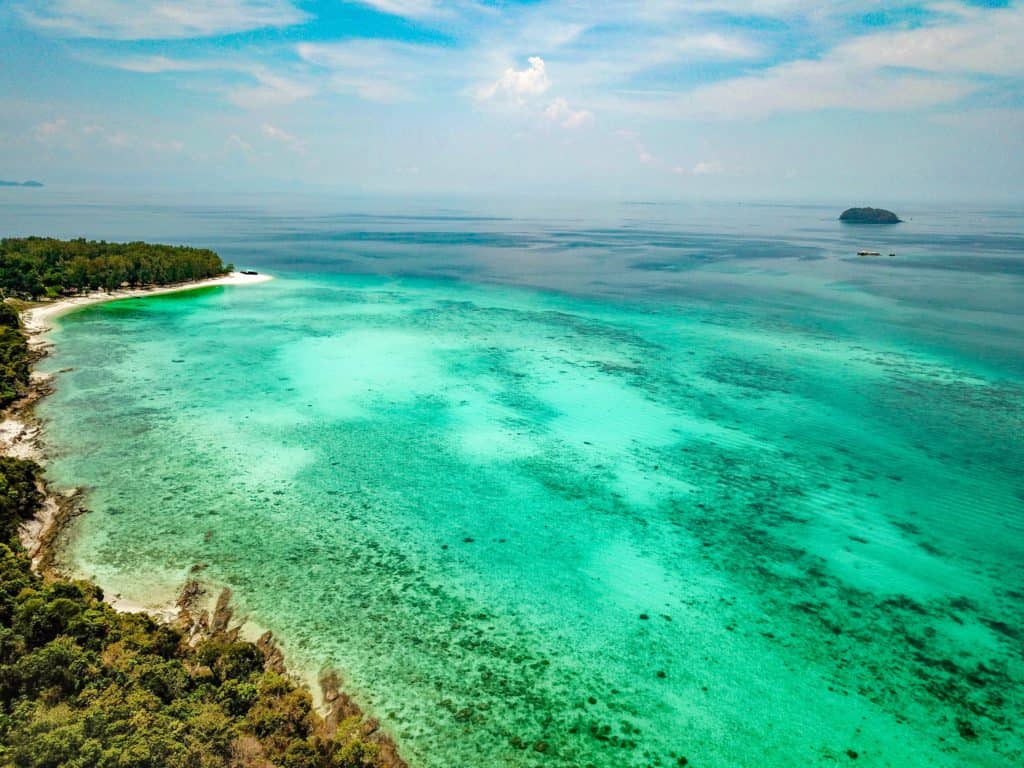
[[0, 237, 229, 299], [0, 459, 384, 768], [0, 236, 231, 406], [0, 305, 28, 409]]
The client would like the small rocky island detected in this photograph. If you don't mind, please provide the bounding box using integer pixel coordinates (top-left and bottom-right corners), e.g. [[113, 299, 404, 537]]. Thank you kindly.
[[840, 207, 901, 224]]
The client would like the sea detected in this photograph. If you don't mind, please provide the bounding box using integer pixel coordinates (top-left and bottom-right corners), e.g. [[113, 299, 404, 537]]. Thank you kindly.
[[2, 193, 1022, 767]]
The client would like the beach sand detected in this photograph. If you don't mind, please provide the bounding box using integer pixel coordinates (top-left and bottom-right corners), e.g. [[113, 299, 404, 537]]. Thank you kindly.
[[21, 270, 273, 340], [7, 270, 274, 572]]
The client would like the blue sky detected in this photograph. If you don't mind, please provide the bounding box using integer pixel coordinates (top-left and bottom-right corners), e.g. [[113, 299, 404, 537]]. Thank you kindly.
[[1, 0, 1021, 202]]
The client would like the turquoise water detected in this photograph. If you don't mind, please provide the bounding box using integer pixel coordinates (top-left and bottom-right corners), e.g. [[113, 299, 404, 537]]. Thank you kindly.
[[23, 201, 1024, 767]]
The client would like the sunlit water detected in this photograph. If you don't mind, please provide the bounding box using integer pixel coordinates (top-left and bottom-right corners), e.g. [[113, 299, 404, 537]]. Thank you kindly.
[[8, 196, 1022, 766]]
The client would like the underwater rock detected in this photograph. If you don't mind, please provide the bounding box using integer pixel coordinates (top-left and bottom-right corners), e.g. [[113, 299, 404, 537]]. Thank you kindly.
[[956, 718, 979, 740]]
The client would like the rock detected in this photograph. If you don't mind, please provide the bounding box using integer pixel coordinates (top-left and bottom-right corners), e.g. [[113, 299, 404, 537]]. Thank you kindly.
[[839, 207, 901, 224], [256, 631, 286, 674], [210, 588, 234, 636], [176, 578, 206, 616]]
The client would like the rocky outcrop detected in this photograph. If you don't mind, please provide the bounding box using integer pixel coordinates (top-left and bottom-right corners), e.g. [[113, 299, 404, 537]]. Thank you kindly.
[[839, 207, 901, 223]]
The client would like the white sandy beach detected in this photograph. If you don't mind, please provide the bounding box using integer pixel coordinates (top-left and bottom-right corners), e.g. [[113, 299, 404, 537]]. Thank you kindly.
[[21, 270, 273, 339], [8, 270, 273, 568]]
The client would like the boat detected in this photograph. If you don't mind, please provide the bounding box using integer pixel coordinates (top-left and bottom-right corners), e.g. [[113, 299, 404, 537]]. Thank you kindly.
[[857, 250, 881, 256]]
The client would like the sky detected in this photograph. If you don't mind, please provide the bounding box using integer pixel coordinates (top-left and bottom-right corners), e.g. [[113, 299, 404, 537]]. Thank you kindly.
[[0, 0, 1021, 203]]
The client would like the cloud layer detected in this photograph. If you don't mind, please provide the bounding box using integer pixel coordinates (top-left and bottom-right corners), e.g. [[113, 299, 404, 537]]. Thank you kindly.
[[18, 0, 307, 40], [4, 0, 1022, 199]]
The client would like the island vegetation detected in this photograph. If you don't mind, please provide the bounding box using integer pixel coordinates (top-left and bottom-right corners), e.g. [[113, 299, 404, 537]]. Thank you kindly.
[[0, 237, 230, 299], [839, 207, 901, 224], [0, 457, 392, 768], [0, 304, 29, 408]]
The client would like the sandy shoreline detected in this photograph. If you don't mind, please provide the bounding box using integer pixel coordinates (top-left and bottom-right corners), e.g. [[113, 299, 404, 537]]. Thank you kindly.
[[7, 270, 274, 566], [22, 270, 273, 340]]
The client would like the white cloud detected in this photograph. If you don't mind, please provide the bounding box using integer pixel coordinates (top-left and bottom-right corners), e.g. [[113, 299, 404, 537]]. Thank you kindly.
[[17, 0, 308, 40], [543, 97, 592, 129], [35, 118, 68, 141], [477, 57, 551, 102], [93, 54, 317, 109], [228, 70, 316, 108], [227, 134, 254, 153], [838, 3, 1024, 77], [151, 139, 185, 153], [99, 55, 208, 74], [691, 160, 722, 175], [297, 40, 444, 103], [34, 118, 185, 154], [641, 2, 1024, 119], [672, 161, 723, 176], [615, 129, 658, 168], [678, 53, 971, 120], [352, 0, 441, 19], [262, 123, 305, 153]]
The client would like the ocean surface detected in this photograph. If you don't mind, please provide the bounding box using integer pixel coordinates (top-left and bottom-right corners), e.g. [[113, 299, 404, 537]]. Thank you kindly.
[[4, 195, 1024, 766]]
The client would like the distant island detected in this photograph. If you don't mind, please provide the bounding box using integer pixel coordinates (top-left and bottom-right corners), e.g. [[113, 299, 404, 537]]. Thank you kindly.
[[0, 179, 43, 188], [839, 207, 901, 224]]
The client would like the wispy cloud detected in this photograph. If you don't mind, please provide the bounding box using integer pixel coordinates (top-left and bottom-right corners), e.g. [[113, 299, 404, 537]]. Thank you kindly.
[[691, 160, 722, 176], [35, 117, 68, 141], [18, 0, 308, 40], [352, 0, 443, 19], [35, 117, 184, 154], [228, 69, 316, 108], [94, 53, 317, 109], [297, 40, 446, 102], [262, 123, 305, 153], [612, 2, 1024, 119], [227, 133, 254, 153], [7, 0, 1023, 199]]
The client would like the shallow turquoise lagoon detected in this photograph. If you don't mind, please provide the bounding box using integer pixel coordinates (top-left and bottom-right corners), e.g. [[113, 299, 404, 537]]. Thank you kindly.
[[36, 223, 1024, 767]]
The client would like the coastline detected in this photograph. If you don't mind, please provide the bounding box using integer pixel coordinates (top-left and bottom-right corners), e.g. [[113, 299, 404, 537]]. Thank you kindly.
[[21, 270, 274, 341], [5, 272, 285, 598], [6, 271, 276, 563], [3, 269, 407, 767]]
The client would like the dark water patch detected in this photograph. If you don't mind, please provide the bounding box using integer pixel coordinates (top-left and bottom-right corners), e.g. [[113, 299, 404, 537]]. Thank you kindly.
[[845, 254, 1024, 275]]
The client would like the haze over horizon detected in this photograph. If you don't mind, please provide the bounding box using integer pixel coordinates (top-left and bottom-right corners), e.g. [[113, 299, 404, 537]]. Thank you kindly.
[[1, 0, 1022, 204]]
